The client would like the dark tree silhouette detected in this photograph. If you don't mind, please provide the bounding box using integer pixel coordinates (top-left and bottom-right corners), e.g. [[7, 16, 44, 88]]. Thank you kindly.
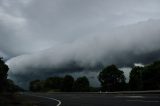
[[44, 77, 63, 91], [62, 75, 74, 92], [142, 61, 160, 90], [98, 65, 126, 92], [73, 76, 90, 92], [129, 66, 143, 90], [29, 80, 44, 92], [0, 57, 9, 92]]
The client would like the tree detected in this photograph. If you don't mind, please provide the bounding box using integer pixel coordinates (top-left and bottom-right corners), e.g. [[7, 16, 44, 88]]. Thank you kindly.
[[98, 65, 126, 92], [6, 79, 24, 92], [0, 57, 9, 92], [129, 66, 143, 91], [73, 76, 90, 92], [29, 80, 44, 92], [44, 77, 63, 91], [62, 75, 74, 92], [142, 61, 160, 90]]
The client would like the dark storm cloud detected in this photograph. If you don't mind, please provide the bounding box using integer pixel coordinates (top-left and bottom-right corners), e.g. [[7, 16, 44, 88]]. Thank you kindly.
[[0, 0, 160, 87], [7, 19, 160, 88]]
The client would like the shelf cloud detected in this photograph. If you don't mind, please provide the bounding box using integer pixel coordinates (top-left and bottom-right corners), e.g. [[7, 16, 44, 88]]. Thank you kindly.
[[0, 0, 160, 87]]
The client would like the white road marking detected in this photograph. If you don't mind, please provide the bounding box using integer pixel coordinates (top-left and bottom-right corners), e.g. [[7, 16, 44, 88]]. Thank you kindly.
[[127, 100, 160, 103], [115, 96, 144, 98], [24, 93, 61, 106]]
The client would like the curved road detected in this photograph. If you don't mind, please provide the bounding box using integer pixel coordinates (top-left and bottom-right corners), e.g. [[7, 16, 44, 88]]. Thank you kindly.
[[23, 92, 160, 106]]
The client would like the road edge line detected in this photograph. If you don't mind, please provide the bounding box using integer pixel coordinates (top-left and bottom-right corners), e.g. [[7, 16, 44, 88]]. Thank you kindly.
[[23, 93, 61, 106]]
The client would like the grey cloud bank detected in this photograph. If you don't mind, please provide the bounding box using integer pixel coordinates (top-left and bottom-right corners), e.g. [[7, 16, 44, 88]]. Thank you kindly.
[[7, 19, 160, 87], [0, 0, 160, 87]]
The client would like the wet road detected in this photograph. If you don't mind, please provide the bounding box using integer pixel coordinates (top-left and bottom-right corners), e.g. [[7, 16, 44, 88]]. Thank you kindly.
[[24, 93, 160, 106]]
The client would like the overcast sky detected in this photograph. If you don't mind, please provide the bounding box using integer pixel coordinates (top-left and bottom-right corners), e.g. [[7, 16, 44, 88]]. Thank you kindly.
[[0, 0, 160, 88]]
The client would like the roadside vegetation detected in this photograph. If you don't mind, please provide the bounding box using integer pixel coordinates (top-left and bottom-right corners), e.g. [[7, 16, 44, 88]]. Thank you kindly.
[[0, 57, 23, 93], [29, 60, 160, 92], [1, 56, 160, 93], [29, 75, 91, 92], [0, 57, 34, 106]]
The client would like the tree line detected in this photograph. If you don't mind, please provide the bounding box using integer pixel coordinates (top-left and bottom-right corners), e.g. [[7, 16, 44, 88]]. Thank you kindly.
[[30, 61, 160, 92], [100, 61, 160, 91], [29, 75, 90, 92], [98, 61, 160, 92], [129, 61, 160, 91], [1, 56, 160, 92], [29, 60, 160, 92]]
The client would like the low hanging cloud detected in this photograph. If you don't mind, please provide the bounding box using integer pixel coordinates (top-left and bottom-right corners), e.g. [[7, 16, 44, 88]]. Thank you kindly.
[[0, 0, 160, 87], [6, 19, 160, 88]]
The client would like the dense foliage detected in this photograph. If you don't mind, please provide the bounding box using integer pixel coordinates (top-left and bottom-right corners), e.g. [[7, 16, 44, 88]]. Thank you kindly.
[[0, 58, 9, 92], [129, 66, 143, 90], [98, 65, 126, 91], [0, 57, 23, 92], [29, 60, 160, 92], [142, 61, 160, 90], [72, 76, 90, 92], [29, 75, 90, 92], [29, 80, 44, 92], [62, 75, 74, 92], [44, 77, 63, 91]]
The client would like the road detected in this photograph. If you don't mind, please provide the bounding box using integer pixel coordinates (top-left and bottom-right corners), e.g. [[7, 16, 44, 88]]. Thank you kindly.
[[23, 92, 160, 106]]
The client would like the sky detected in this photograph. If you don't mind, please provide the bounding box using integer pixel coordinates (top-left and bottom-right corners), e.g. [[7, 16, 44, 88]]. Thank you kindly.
[[0, 0, 160, 88]]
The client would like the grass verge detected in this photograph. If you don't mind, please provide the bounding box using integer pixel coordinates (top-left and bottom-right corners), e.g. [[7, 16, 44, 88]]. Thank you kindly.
[[0, 93, 38, 106]]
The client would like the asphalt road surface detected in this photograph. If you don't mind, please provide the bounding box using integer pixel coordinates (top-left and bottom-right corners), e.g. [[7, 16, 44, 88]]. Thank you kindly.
[[24, 93, 160, 106]]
